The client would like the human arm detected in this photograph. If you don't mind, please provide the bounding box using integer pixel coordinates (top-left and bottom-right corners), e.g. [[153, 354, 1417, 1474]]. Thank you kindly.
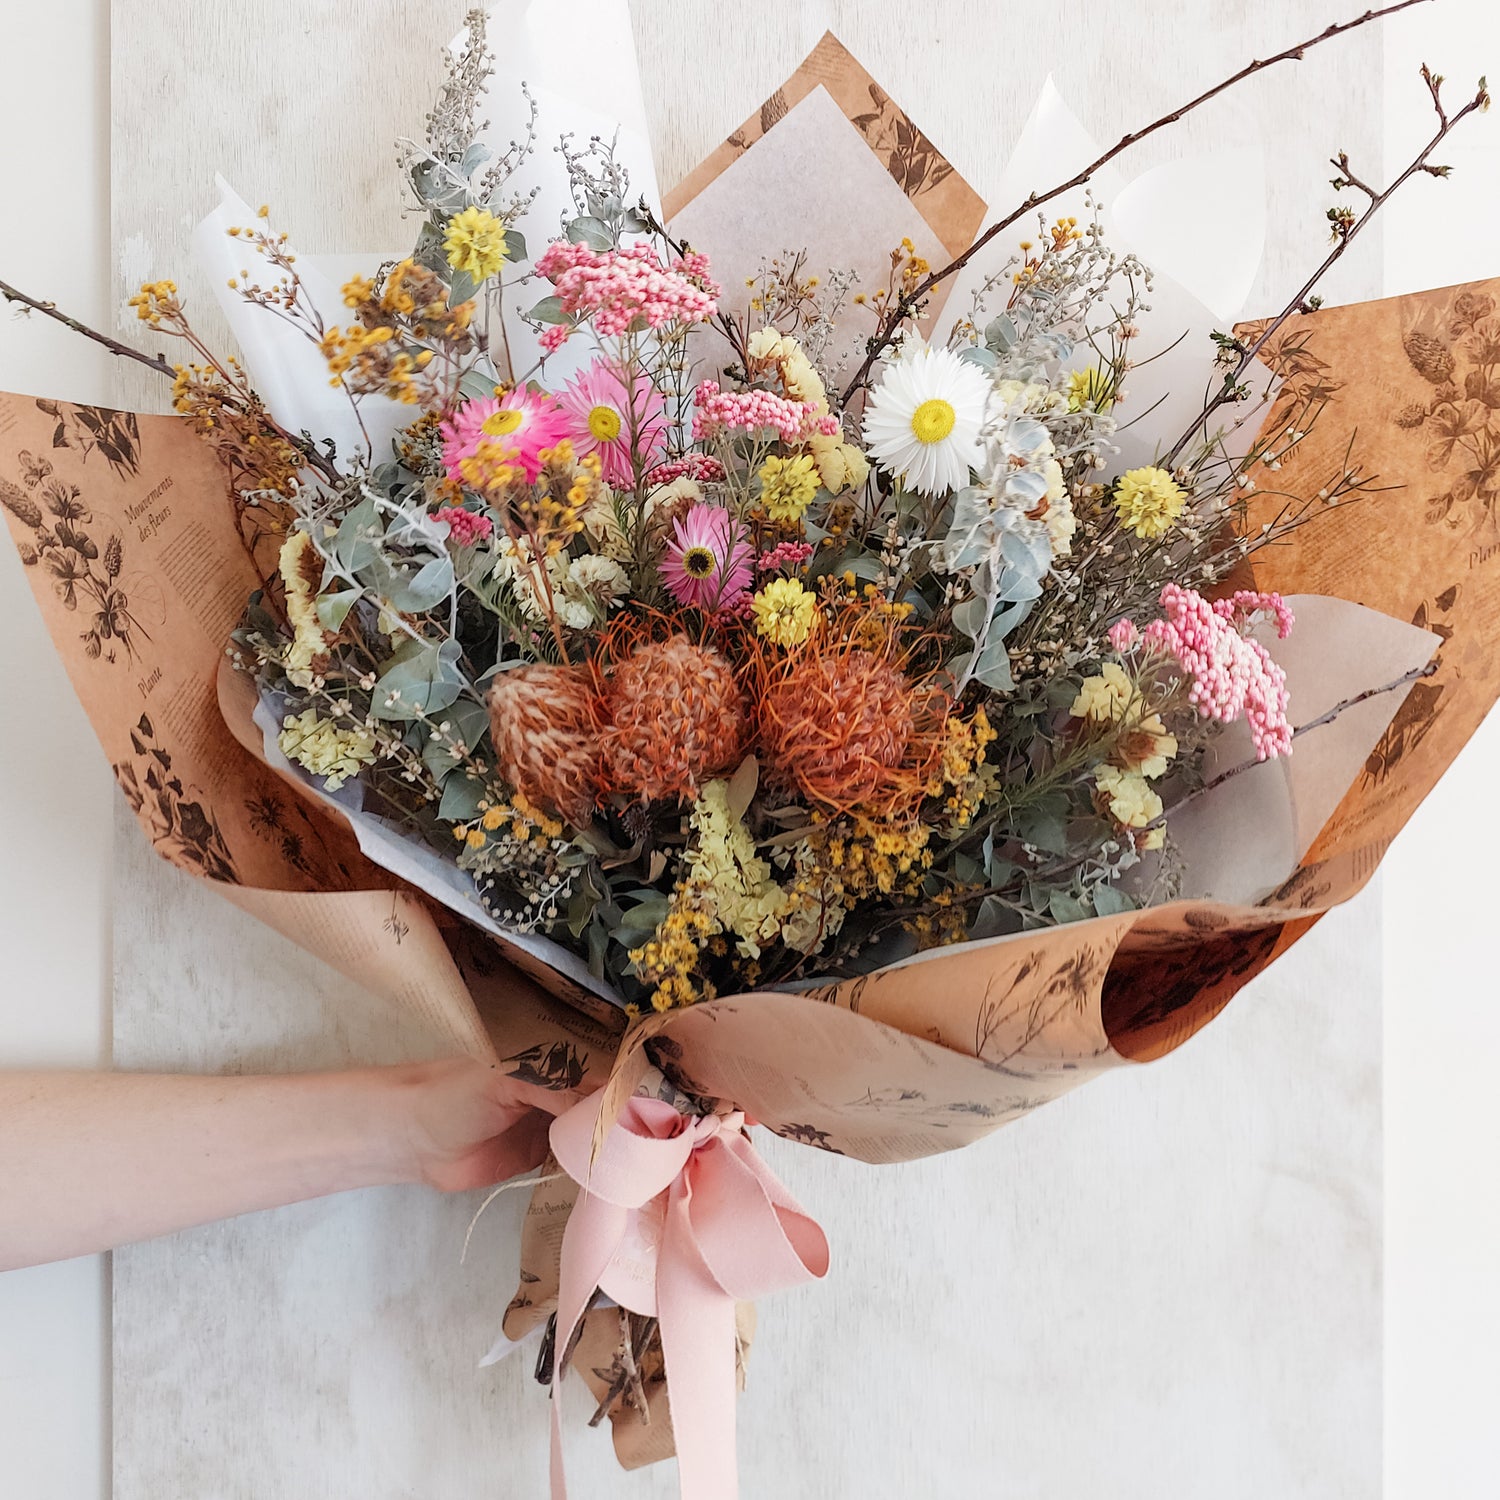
[[0, 1058, 551, 1272]]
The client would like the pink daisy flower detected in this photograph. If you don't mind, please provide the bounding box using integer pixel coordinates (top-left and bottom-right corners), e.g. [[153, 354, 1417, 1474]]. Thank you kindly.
[[659, 503, 753, 610], [441, 387, 570, 485], [558, 359, 666, 488]]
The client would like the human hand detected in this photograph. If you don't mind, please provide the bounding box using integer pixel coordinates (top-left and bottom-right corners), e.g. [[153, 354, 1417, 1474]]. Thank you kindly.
[[384, 1057, 554, 1193]]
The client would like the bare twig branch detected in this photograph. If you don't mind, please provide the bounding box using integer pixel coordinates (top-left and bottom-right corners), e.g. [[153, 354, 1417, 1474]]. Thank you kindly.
[[839, 0, 1434, 405], [1, 277, 175, 378], [1158, 68, 1490, 469]]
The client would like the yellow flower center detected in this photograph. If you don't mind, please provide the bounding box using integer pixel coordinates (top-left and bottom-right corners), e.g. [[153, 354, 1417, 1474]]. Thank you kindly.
[[587, 404, 622, 442], [681, 545, 716, 578], [481, 409, 524, 437], [910, 398, 956, 445]]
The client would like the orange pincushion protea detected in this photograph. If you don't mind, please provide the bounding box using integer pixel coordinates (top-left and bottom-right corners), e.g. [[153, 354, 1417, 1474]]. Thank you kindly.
[[599, 635, 747, 804], [758, 642, 950, 815], [487, 662, 603, 823]]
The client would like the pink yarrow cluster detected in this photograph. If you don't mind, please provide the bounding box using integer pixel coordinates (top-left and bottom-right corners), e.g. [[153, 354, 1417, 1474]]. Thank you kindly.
[[691, 380, 839, 444], [436, 506, 494, 546], [1126, 585, 1294, 760], [646, 454, 727, 486], [533, 241, 720, 349], [757, 539, 814, 574]]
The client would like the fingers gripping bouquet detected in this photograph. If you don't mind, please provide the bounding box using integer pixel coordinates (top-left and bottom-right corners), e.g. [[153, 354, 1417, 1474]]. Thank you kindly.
[[5, 2, 1500, 1493]]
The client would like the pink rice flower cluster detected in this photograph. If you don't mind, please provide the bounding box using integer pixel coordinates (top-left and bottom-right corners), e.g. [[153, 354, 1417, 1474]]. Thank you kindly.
[[646, 454, 727, 486], [533, 241, 720, 344], [659, 502, 753, 610], [1137, 584, 1293, 760], [1214, 588, 1296, 640], [757, 539, 814, 574], [436, 506, 494, 546], [691, 380, 839, 444]]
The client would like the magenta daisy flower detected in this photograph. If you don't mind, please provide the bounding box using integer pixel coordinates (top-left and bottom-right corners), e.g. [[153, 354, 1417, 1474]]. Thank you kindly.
[[441, 387, 570, 485], [659, 503, 753, 610], [558, 359, 666, 487]]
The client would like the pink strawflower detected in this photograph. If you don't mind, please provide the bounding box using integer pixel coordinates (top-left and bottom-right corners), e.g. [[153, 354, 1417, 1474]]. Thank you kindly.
[[646, 454, 727, 486], [436, 506, 494, 546], [659, 503, 753, 610], [691, 380, 839, 445], [1141, 584, 1293, 760], [558, 358, 666, 487], [533, 241, 720, 348], [1107, 618, 1141, 653], [757, 539, 814, 574], [442, 388, 570, 485]]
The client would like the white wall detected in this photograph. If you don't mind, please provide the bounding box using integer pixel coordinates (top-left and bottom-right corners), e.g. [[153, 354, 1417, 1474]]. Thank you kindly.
[[1, 3, 1498, 1497], [1381, 8, 1500, 1496], [0, 4, 113, 1498]]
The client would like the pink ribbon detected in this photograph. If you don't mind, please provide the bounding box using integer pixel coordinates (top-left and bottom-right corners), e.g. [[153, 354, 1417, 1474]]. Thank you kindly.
[[548, 1093, 830, 1500]]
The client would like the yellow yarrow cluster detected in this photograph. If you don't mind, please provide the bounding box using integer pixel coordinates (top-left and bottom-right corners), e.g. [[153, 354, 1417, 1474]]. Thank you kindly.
[[757, 453, 820, 521], [319, 322, 434, 404], [454, 791, 564, 853], [1113, 466, 1186, 540], [928, 706, 998, 828], [752, 577, 819, 647], [128, 280, 182, 328], [277, 709, 377, 791], [443, 206, 510, 282], [820, 815, 933, 900], [631, 889, 720, 1011]]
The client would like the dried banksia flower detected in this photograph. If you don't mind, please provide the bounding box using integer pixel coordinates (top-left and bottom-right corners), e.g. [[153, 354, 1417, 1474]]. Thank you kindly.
[[0, 481, 42, 529], [759, 646, 947, 815], [103, 536, 123, 578], [1403, 330, 1455, 386], [487, 663, 603, 824], [599, 635, 746, 804]]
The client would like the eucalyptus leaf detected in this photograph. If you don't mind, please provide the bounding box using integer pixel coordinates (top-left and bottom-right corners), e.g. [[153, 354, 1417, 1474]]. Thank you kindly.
[[527, 295, 570, 325], [438, 769, 487, 822], [315, 587, 361, 632], [502, 228, 527, 263], [371, 637, 465, 720], [565, 216, 614, 251], [331, 498, 383, 575]]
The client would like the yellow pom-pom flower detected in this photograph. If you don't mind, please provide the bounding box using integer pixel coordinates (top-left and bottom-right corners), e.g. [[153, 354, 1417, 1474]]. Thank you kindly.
[[1113, 466, 1186, 539], [1067, 366, 1114, 412], [443, 206, 509, 282], [757, 453, 820, 522], [752, 577, 819, 647]]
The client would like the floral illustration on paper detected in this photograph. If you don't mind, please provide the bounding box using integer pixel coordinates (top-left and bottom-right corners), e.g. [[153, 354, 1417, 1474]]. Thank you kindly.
[[35, 397, 142, 480], [113, 714, 238, 882], [1388, 290, 1500, 532], [2, 457, 152, 665]]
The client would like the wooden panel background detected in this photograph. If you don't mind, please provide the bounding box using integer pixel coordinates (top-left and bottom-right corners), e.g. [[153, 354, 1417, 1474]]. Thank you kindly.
[[109, 3, 1386, 1494]]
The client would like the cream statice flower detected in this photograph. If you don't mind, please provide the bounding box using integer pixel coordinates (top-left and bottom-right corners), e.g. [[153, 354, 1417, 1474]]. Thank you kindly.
[[862, 343, 988, 496], [278, 709, 377, 791]]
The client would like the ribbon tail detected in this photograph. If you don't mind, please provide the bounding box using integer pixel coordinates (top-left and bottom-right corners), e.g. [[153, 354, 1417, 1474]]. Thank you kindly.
[[550, 1194, 626, 1500], [656, 1185, 741, 1500]]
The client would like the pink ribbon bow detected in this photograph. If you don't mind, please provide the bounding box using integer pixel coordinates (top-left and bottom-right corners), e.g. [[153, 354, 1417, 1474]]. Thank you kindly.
[[548, 1092, 830, 1500]]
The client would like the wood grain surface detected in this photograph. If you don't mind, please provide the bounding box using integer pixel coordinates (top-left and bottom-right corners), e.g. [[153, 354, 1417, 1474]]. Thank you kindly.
[[109, 3, 1386, 1494]]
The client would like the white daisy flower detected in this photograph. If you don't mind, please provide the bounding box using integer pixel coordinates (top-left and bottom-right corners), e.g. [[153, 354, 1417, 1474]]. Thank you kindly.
[[861, 343, 990, 496]]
